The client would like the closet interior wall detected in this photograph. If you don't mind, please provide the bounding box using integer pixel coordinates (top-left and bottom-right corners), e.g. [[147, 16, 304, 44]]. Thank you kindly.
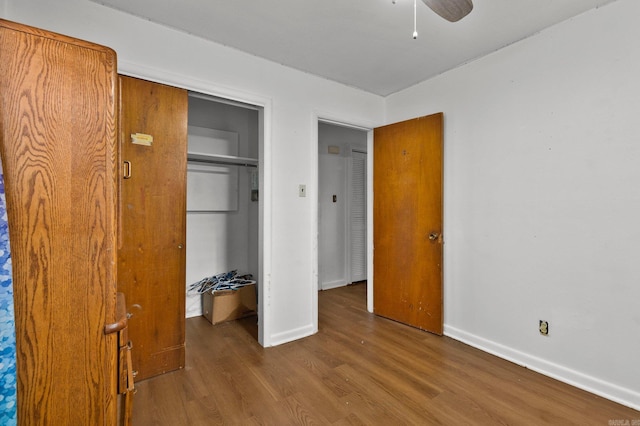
[[186, 96, 259, 318]]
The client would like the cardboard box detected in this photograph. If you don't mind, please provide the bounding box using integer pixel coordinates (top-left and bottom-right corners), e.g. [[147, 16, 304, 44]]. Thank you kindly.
[[201, 283, 257, 325]]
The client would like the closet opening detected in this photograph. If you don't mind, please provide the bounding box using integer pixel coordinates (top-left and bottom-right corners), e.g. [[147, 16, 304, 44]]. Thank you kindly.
[[185, 92, 261, 343]]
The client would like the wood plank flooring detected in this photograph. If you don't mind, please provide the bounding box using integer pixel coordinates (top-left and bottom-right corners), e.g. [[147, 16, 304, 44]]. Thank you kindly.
[[133, 283, 639, 425]]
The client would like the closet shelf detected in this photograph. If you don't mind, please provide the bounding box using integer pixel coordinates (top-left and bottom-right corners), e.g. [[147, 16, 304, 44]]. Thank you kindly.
[[187, 152, 258, 167]]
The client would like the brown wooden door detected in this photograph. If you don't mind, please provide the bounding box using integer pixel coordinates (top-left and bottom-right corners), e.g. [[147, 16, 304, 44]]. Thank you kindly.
[[373, 113, 443, 334], [118, 75, 188, 380], [0, 19, 120, 424]]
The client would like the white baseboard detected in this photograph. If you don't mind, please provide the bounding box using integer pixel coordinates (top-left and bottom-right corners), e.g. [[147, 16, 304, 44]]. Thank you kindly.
[[269, 323, 316, 347], [185, 293, 202, 318], [444, 325, 640, 412], [320, 279, 349, 291]]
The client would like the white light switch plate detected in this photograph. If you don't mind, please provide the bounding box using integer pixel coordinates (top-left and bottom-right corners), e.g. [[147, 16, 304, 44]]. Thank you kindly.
[[299, 184, 306, 197]]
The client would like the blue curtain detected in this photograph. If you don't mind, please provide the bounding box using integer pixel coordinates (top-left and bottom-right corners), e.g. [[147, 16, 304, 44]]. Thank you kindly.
[[0, 163, 17, 425]]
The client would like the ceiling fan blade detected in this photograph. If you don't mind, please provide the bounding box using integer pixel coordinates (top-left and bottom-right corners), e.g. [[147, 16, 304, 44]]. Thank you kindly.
[[422, 0, 473, 22]]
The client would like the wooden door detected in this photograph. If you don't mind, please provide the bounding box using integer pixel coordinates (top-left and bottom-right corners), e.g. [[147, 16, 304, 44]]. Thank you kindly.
[[118, 76, 188, 380], [0, 19, 120, 424], [373, 113, 443, 334]]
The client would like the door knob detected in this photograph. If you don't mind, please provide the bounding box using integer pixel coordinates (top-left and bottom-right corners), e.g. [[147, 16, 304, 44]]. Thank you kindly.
[[428, 232, 439, 241]]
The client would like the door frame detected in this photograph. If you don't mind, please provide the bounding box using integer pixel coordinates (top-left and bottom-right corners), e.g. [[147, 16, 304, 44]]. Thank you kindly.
[[313, 115, 376, 324], [119, 63, 273, 346]]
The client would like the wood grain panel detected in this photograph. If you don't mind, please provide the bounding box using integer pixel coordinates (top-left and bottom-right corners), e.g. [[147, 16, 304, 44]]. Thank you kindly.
[[0, 19, 119, 425], [118, 76, 187, 380], [374, 113, 443, 334]]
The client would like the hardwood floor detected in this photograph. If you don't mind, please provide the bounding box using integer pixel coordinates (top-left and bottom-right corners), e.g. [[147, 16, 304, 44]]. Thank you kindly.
[[133, 284, 639, 425]]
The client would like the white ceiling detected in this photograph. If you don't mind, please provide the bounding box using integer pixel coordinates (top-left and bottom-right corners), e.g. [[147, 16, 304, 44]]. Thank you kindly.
[[91, 0, 616, 96]]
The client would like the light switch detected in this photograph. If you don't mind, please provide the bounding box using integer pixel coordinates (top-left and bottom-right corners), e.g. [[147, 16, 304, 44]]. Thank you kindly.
[[299, 184, 306, 197]]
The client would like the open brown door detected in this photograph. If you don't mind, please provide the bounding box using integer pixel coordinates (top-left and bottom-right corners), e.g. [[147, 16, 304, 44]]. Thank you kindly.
[[373, 113, 443, 335], [118, 76, 188, 379]]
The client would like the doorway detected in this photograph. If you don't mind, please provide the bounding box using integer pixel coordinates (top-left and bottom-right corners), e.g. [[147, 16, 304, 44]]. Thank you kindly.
[[317, 122, 368, 291]]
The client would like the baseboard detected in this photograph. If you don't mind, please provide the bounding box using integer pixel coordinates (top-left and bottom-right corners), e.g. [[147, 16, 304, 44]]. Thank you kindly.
[[321, 280, 348, 291], [444, 325, 640, 412], [185, 293, 202, 318], [269, 323, 316, 346]]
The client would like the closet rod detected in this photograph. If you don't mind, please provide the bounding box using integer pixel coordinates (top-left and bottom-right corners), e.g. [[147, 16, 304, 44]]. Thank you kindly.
[[187, 153, 258, 168]]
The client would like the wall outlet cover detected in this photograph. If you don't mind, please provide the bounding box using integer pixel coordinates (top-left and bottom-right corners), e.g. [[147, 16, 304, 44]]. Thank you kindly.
[[539, 320, 549, 336]]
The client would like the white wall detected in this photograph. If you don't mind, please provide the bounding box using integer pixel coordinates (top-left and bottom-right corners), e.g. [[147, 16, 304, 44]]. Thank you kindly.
[[386, 0, 640, 410], [317, 123, 367, 290], [318, 152, 347, 290], [4, 0, 385, 346]]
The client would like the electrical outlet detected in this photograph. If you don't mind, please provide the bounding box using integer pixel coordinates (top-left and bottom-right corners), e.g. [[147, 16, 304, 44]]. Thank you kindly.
[[539, 320, 549, 336]]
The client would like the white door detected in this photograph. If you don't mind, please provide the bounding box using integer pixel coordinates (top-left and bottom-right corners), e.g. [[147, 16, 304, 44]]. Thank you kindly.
[[350, 150, 367, 282]]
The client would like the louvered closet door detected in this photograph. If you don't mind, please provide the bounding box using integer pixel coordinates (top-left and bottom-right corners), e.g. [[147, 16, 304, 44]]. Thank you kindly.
[[350, 151, 367, 282]]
